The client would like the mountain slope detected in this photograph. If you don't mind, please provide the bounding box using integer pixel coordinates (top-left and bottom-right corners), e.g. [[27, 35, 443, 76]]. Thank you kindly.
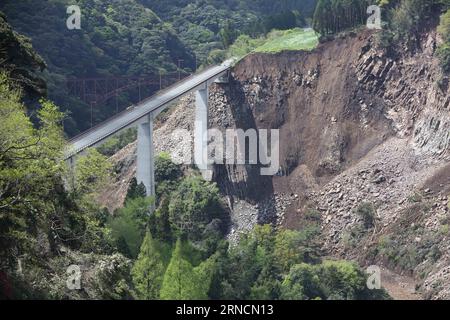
[[0, 0, 195, 136], [139, 0, 317, 61]]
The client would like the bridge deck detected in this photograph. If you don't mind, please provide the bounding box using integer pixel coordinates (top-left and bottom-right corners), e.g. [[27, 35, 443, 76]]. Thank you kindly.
[[65, 61, 232, 159]]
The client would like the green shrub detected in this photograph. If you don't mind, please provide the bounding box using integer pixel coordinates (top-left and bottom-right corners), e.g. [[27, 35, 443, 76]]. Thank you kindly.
[[354, 202, 376, 229], [408, 192, 423, 203], [155, 152, 182, 183], [206, 49, 226, 65], [280, 260, 389, 300], [132, 231, 165, 300], [159, 240, 216, 300], [342, 224, 367, 249]]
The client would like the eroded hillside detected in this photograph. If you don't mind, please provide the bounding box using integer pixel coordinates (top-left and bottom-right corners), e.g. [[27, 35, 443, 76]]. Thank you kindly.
[[103, 29, 450, 299]]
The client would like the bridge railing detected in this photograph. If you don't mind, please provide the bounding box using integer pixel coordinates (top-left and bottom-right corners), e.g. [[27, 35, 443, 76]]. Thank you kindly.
[[67, 64, 222, 145]]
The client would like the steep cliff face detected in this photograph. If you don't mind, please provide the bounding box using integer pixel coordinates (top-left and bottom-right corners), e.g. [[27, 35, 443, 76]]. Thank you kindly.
[[212, 31, 394, 199]]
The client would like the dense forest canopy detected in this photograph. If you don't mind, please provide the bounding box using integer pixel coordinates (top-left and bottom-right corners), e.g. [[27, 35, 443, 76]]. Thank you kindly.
[[0, 0, 196, 136], [313, 0, 372, 35], [0, 0, 317, 137], [140, 0, 317, 58]]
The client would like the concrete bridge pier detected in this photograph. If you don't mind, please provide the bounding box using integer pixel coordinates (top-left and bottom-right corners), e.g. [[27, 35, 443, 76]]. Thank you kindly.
[[137, 113, 156, 198], [136, 81, 215, 202], [195, 83, 213, 181]]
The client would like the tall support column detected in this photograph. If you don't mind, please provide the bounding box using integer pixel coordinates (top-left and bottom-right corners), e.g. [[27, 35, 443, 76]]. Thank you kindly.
[[137, 113, 156, 199], [194, 83, 213, 181]]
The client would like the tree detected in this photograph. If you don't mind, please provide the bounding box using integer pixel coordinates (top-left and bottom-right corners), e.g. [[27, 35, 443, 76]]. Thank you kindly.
[[219, 20, 238, 49], [0, 0, 196, 136], [280, 263, 323, 300], [126, 178, 147, 201], [213, 226, 273, 300], [437, 43, 450, 72], [354, 202, 376, 229], [155, 152, 182, 183], [273, 228, 320, 273], [149, 201, 173, 243], [132, 231, 165, 300], [0, 72, 65, 264], [389, 0, 437, 44], [73, 148, 112, 196], [318, 260, 367, 300], [116, 236, 132, 259], [281, 260, 389, 300], [437, 9, 450, 72], [264, 11, 298, 32], [0, 13, 46, 102], [108, 196, 153, 258], [160, 240, 215, 300], [313, 0, 332, 35], [168, 176, 224, 240], [438, 9, 450, 43], [313, 0, 371, 35]]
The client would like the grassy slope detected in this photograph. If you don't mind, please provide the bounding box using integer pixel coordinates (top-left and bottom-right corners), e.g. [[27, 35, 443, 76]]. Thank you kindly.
[[254, 28, 318, 53]]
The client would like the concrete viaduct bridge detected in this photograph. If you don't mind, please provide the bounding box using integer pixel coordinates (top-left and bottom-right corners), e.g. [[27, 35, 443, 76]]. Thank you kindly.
[[64, 60, 233, 198]]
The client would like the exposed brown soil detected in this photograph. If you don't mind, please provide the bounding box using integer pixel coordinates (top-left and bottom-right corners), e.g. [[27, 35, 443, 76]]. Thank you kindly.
[[381, 268, 422, 300], [423, 162, 450, 195]]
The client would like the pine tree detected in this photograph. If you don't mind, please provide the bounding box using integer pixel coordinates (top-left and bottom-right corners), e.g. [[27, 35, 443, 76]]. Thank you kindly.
[[160, 240, 216, 300], [219, 21, 237, 49], [116, 235, 132, 258], [160, 240, 196, 299], [131, 231, 165, 300], [126, 178, 147, 201], [313, 0, 332, 34], [313, 0, 371, 35]]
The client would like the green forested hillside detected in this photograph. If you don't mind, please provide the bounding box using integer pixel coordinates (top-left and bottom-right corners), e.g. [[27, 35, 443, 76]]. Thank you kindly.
[[0, 0, 196, 136], [140, 0, 318, 61], [0, 70, 131, 298], [0, 0, 317, 137]]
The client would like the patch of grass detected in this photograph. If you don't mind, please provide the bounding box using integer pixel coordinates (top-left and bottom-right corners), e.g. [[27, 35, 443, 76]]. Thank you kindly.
[[222, 28, 319, 62], [376, 227, 443, 275], [254, 28, 318, 53]]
